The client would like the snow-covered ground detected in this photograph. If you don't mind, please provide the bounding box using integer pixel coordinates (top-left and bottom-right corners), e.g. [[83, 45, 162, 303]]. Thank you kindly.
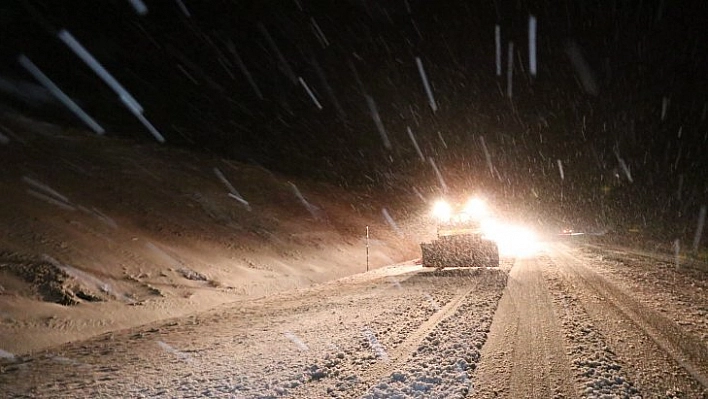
[[0, 117, 422, 356], [547, 242, 708, 398], [2, 241, 707, 398], [0, 264, 507, 398]]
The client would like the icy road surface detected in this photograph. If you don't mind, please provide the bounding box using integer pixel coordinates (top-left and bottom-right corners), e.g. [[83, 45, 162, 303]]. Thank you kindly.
[[1, 242, 707, 398]]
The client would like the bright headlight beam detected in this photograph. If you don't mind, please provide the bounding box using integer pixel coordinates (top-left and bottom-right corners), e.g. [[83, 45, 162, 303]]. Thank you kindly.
[[431, 200, 452, 222], [481, 219, 541, 258], [463, 198, 487, 219]]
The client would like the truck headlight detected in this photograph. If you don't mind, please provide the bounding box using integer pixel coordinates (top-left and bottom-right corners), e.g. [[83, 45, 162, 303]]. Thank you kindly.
[[431, 200, 452, 222], [463, 197, 487, 220]]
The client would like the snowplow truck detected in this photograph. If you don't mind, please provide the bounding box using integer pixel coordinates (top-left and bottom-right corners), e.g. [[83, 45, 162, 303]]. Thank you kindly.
[[421, 220, 499, 269]]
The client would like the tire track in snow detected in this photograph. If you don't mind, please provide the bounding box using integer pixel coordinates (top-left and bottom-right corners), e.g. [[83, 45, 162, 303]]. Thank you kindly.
[[470, 257, 575, 399], [553, 244, 708, 396], [543, 256, 641, 398], [344, 277, 478, 397]]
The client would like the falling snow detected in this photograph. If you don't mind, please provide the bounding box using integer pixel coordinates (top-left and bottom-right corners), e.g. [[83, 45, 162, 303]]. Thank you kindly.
[[18, 55, 105, 134], [415, 57, 438, 112], [1, 1, 708, 397]]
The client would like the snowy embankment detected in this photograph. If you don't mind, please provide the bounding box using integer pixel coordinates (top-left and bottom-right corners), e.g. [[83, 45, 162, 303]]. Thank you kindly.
[[0, 117, 420, 356]]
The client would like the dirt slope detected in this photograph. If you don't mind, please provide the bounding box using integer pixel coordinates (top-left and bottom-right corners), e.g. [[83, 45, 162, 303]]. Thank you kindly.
[[0, 115, 422, 355]]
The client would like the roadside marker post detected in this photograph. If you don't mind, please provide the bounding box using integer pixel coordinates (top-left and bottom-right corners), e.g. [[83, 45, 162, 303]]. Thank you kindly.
[[366, 225, 369, 272]]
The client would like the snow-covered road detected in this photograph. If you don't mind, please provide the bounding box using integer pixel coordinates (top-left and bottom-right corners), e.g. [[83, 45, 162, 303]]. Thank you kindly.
[[471, 255, 575, 399], [1, 242, 707, 398]]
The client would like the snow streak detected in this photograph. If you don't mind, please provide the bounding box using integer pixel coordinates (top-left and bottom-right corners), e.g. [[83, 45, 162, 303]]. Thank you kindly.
[[495, 25, 502, 76], [310, 17, 330, 48], [157, 341, 191, 362], [133, 111, 166, 143], [227, 41, 264, 100], [289, 182, 321, 220], [382, 208, 403, 237], [127, 0, 148, 15], [18, 55, 105, 135], [58, 30, 165, 142], [566, 41, 599, 96], [437, 130, 448, 148], [299, 76, 323, 110], [88, 207, 119, 229], [415, 57, 438, 112], [425, 293, 441, 310], [407, 126, 425, 161], [175, 0, 191, 17], [528, 15, 537, 76], [428, 157, 448, 193], [26, 190, 75, 211], [365, 95, 391, 150], [258, 23, 298, 85], [362, 326, 389, 361], [412, 186, 426, 202], [284, 332, 309, 351], [312, 59, 346, 119], [58, 31, 141, 112], [214, 167, 250, 210], [42, 254, 118, 299], [479, 136, 494, 176], [692, 205, 706, 253], [506, 41, 514, 98], [617, 158, 633, 183], [0, 349, 16, 361], [145, 242, 182, 269], [662, 97, 669, 121], [23, 176, 70, 204]]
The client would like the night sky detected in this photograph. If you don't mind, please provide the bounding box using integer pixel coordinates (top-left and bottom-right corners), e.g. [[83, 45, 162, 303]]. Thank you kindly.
[[1, 0, 707, 235]]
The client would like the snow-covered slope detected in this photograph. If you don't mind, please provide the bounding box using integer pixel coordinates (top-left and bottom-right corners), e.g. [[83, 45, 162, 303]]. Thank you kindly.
[[0, 115, 421, 355]]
